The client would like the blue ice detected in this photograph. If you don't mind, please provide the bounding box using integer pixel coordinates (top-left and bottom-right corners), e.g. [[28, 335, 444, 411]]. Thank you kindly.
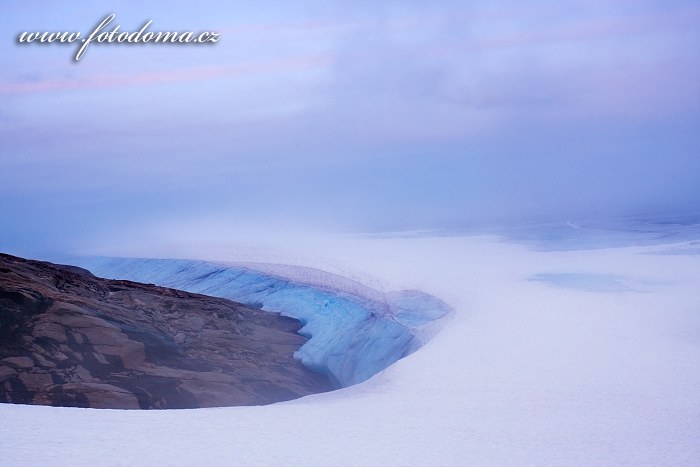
[[66, 257, 451, 387]]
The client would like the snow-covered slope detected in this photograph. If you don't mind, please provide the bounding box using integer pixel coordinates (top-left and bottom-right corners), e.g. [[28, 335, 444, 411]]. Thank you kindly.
[[65, 257, 451, 387], [2, 232, 700, 466]]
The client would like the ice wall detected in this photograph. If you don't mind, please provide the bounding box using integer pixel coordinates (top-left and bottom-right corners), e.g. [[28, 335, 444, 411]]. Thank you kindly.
[[69, 257, 451, 387]]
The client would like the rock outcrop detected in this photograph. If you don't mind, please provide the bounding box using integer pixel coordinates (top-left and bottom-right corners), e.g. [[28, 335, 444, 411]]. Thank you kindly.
[[0, 253, 333, 409]]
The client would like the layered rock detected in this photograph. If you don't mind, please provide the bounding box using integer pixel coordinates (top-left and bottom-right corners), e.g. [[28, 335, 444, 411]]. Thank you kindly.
[[0, 253, 333, 409]]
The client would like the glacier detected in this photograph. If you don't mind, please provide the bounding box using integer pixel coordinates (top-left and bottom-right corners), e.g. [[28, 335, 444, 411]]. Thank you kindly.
[[65, 257, 451, 387]]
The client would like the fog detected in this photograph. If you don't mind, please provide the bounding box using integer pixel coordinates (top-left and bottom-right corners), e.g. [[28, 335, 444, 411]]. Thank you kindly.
[[1, 0, 699, 256]]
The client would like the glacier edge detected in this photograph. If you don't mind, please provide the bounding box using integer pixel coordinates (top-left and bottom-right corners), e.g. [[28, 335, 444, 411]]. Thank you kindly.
[[64, 256, 452, 387]]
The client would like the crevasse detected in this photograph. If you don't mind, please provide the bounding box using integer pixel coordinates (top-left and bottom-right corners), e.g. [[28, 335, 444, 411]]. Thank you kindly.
[[69, 257, 451, 387]]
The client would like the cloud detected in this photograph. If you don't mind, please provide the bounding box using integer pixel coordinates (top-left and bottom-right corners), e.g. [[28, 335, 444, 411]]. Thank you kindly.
[[1, 0, 699, 254], [0, 55, 329, 95]]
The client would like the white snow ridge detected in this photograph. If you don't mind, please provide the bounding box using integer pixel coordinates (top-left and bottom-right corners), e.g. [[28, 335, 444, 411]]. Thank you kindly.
[[2, 232, 699, 466]]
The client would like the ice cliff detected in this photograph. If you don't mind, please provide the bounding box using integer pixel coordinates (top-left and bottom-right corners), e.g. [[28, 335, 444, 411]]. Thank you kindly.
[[68, 257, 451, 387]]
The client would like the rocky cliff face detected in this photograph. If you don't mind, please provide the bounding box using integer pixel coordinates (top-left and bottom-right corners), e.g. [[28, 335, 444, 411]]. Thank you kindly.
[[0, 253, 333, 409]]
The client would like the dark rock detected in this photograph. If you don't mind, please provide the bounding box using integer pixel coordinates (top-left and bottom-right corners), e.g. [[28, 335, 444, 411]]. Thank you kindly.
[[0, 253, 334, 409], [1, 356, 34, 369], [0, 367, 16, 382], [47, 263, 95, 277]]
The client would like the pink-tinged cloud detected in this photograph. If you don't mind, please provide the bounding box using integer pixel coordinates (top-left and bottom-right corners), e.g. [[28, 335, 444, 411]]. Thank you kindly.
[[0, 55, 329, 96]]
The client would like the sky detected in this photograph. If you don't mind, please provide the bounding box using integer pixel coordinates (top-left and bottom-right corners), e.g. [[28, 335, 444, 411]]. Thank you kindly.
[[1, 0, 699, 255]]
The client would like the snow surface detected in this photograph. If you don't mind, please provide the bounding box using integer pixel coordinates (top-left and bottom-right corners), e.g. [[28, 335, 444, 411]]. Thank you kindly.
[[62, 257, 451, 387], [3, 232, 700, 466]]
